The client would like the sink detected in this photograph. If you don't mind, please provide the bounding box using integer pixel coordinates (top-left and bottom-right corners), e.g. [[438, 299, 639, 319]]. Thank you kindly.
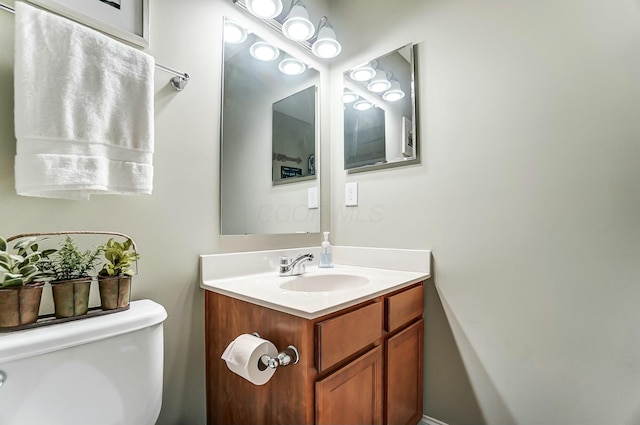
[[279, 274, 370, 292]]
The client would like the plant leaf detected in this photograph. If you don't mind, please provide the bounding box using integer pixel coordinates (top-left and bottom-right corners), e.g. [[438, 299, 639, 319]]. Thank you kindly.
[[13, 237, 37, 251], [1, 278, 24, 287]]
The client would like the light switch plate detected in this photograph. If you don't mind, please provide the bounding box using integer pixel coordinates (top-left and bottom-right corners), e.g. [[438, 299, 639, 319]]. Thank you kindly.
[[345, 182, 358, 206], [308, 187, 319, 209]]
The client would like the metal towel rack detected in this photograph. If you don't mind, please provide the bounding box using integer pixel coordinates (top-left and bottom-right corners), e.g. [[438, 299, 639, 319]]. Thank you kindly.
[[0, 2, 190, 91]]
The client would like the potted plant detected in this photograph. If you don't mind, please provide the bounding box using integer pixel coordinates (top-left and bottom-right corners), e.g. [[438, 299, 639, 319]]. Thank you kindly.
[[97, 238, 139, 310], [45, 236, 102, 318], [0, 236, 55, 328]]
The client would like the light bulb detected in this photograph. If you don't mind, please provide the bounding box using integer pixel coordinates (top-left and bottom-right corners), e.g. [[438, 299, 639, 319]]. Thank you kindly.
[[279, 57, 306, 75], [353, 100, 373, 111], [367, 69, 391, 93], [349, 65, 376, 82], [311, 20, 342, 58], [313, 40, 341, 58], [282, 2, 314, 41], [246, 0, 283, 19], [382, 81, 405, 101], [223, 20, 247, 44], [343, 91, 358, 103], [249, 42, 280, 61]]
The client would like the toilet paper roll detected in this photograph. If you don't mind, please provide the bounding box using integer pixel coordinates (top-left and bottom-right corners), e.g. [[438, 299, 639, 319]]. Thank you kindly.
[[221, 333, 278, 385]]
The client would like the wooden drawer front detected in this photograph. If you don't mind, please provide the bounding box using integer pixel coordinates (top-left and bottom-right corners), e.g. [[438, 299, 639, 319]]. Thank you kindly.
[[385, 283, 424, 332], [316, 301, 383, 372]]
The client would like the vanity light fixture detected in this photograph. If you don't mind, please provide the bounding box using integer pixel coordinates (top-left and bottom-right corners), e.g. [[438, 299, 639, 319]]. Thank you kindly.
[[250, 41, 280, 61], [245, 0, 283, 19], [353, 100, 374, 111], [224, 19, 248, 44], [343, 91, 358, 104], [367, 68, 391, 93], [279, 56, 306, 75], [282, 0, 314, 41]]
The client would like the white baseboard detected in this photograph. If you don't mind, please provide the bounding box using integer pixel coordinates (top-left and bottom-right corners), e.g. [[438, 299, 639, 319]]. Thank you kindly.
[[422, 414, 450, 425]]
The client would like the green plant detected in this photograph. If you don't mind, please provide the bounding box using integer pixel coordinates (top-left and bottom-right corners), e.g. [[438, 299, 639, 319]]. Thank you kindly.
[[98, 238, 139, 277], [46, 236, 102, 281], [0, 236, 55, 288]]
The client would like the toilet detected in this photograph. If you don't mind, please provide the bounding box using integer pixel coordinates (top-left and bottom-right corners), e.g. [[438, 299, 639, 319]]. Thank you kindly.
[[0, 299, 167, 425]]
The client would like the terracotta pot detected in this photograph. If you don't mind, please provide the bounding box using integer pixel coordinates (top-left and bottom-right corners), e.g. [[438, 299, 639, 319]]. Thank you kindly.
[[0, 282, 44, 328], [98, 276, 131, 310], [51, 278, 92, 318]]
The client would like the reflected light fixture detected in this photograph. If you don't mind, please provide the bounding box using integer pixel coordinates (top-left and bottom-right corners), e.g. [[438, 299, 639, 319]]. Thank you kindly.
[[353, 100, 373, 111], [367, 68, 391, 93], [312, 17, 342, 59], [279, 56, 307, 75], [343, 91, 358, 104], [382, 80, 405, 101], [224, 20, 248, 44], [282, 0, 314, 41], [246, 0, 283, 19], [349, 62, 376, 82], [250, 41, 280, 61]]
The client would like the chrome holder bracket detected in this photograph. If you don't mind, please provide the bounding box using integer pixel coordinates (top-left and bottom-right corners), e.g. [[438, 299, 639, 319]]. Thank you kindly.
[[252, 332, 300, 370], [259, 345, 300, 370], [170, 73, 190, 91]]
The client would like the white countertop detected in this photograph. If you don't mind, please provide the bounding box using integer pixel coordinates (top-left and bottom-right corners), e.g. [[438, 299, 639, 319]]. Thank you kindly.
[[200, 246, 431, 319]]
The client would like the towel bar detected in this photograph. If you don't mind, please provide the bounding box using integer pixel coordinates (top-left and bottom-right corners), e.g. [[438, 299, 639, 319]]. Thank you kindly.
[[0, 2, 190, 91]]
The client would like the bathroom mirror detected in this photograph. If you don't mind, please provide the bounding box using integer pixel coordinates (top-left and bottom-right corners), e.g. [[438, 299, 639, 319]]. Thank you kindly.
[[343, 44, 419, 172], [220, 17, 320, 235]]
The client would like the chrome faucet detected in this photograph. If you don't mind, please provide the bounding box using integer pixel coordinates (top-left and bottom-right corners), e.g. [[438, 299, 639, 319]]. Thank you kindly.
[[279, 253, 314, 276]]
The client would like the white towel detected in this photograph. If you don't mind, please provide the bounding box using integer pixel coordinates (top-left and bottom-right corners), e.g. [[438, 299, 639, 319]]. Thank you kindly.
[[14, 1, 155, 200]]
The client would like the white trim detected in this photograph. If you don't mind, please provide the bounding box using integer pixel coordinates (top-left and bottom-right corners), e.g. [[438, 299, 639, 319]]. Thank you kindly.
[[422, 414, 450, 425]]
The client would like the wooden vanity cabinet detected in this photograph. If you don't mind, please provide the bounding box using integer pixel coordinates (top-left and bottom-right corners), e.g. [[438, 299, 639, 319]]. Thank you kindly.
[[204, 281, 424, 425]]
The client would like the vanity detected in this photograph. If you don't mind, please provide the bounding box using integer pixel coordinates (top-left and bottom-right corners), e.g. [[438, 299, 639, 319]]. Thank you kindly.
[[211, 1, 426, 421], [200, 246, 431, 425]]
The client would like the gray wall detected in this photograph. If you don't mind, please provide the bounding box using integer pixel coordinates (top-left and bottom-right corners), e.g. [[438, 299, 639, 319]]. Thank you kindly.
[[329, 0, 640, 424], [2, 0, 640, 424]]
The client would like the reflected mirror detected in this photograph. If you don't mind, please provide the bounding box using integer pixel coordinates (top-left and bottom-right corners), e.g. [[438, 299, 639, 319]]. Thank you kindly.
[[220, 17, 321, 235], [343, 44, 418, 171], [272, 86, 316, 185]]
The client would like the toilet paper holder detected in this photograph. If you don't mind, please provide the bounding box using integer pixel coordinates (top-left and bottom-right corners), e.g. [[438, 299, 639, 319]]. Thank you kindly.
[[252, 332, 300, 370]]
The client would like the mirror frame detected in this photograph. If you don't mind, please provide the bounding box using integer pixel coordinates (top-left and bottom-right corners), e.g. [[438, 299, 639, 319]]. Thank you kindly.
[[344, 43, 420, 174]]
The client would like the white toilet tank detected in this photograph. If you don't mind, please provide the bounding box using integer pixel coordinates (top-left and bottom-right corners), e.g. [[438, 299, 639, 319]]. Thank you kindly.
[[0, 299, 167, 425]]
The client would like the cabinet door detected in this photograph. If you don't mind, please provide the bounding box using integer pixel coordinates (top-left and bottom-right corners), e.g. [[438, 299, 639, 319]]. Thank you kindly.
[[316, 346, 383, 425], [386, 319, 424, 425]]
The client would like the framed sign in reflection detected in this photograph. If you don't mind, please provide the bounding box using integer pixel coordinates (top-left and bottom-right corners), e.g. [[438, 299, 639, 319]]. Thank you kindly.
[[281, 166, 303, 179]]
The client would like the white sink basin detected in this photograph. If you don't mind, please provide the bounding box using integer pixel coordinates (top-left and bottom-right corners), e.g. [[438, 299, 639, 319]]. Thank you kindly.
[[201, 248, 431, 319], [279, 274, 370, 292]]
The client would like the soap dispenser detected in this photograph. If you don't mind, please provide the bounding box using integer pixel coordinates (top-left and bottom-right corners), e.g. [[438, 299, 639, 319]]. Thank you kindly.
[[318, 231, 334, 268]]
